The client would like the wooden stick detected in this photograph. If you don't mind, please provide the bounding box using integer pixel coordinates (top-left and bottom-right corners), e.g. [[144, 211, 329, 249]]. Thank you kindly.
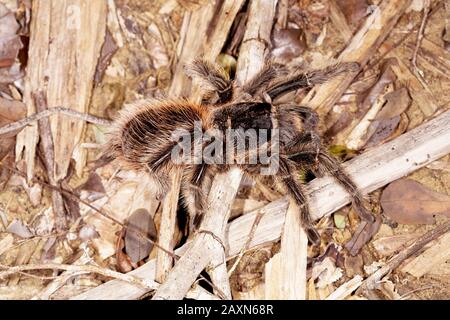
[[155, 169, 182, 283], [235, 0, 278, 85], [273, 202, 309, 299], [359, 221, 450, 295], [33, 91, 67, 231], [264, 202, 309, 300], [152, 168, 243, 300], [0, 262, 157, 290], [0, 107, 112, 136], [227, 209, 264, 276], [411, 0, 430, 76], [71, 108, 450, 300], [325, 275, 363, 300], [32, 253, 92, 300], [400, 231, 450, 278], [15, 0, 107, 181], [328, 0, 353, 43]]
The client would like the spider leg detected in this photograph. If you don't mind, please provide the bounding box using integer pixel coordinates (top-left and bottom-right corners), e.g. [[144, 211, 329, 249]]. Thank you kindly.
[[185, 58, 233, 104], [239, 62, 285, 97], [316, 150, 375, 223], [280, 104, 319, 131], [266, 62, 359, 100], [181, 163, 213, 233], [277, 157, 321, 245], [283, 129, 374, 223]]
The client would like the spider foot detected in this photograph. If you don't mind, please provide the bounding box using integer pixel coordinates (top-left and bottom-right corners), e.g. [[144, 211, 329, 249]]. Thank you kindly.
[[305, 225, 321, 245]]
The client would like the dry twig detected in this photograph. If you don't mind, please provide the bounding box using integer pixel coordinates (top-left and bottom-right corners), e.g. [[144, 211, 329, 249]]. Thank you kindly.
[[0, 262, 157, 290], [411, 0, 431, 77], [359, 221, 450, 295], [0, 107, 112, 136]]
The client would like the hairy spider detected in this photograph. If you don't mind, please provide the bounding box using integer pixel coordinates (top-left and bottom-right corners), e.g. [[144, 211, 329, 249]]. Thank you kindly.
[[101, 59, 374, 244]]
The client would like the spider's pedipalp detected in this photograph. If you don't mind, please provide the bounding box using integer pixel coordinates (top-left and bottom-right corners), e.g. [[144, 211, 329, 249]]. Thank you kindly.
[[185, 58, 233, 104], [181, 163, 215, 232]]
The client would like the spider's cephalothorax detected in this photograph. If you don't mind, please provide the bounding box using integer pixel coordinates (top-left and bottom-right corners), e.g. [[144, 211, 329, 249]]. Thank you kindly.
[[103, 59, 374, 244]]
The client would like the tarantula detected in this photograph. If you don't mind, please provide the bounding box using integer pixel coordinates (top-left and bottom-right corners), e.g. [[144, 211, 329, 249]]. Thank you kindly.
[[102, 59, 374, 244]]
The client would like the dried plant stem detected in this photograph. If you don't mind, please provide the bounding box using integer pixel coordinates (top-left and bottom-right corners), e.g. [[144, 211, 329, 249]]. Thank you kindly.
[[34, 91, 67, 231], [0, 107, 112, 136], [0, 262, 157, 290], [227, 209, 264, 276], [155, 168, 182, 283], [16, 0, 107, 181], [360, 221, 450, 294], [411, 0, 430, 75]]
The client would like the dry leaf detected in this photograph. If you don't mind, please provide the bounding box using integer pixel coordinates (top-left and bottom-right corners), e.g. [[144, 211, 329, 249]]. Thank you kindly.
[[40, 237, 57, 262], [364, 116, 400, 148], [0, 3, 23, 83], [376, 88, 411, 120], [344, 254, 364, 277], [366, 112, 409, 149], [94, 29, 118, 85], [0, 3, 21, 66], [78, 172, 106, 201], [0, 36, 22, 68], [271, 28, 306, 63], [380, 179, 450, 224], [6, 219, 33, 238], [372, 233, 420, 256], [124, 208, 157, 263], [0, 97, 26, 169], [345, 215, 381, 256], [363, 87, 410, 149], [335, 0, 369, 26]]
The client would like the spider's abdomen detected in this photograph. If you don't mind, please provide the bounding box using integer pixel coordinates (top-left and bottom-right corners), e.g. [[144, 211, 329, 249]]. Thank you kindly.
[[106, 99, 211, 172]]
